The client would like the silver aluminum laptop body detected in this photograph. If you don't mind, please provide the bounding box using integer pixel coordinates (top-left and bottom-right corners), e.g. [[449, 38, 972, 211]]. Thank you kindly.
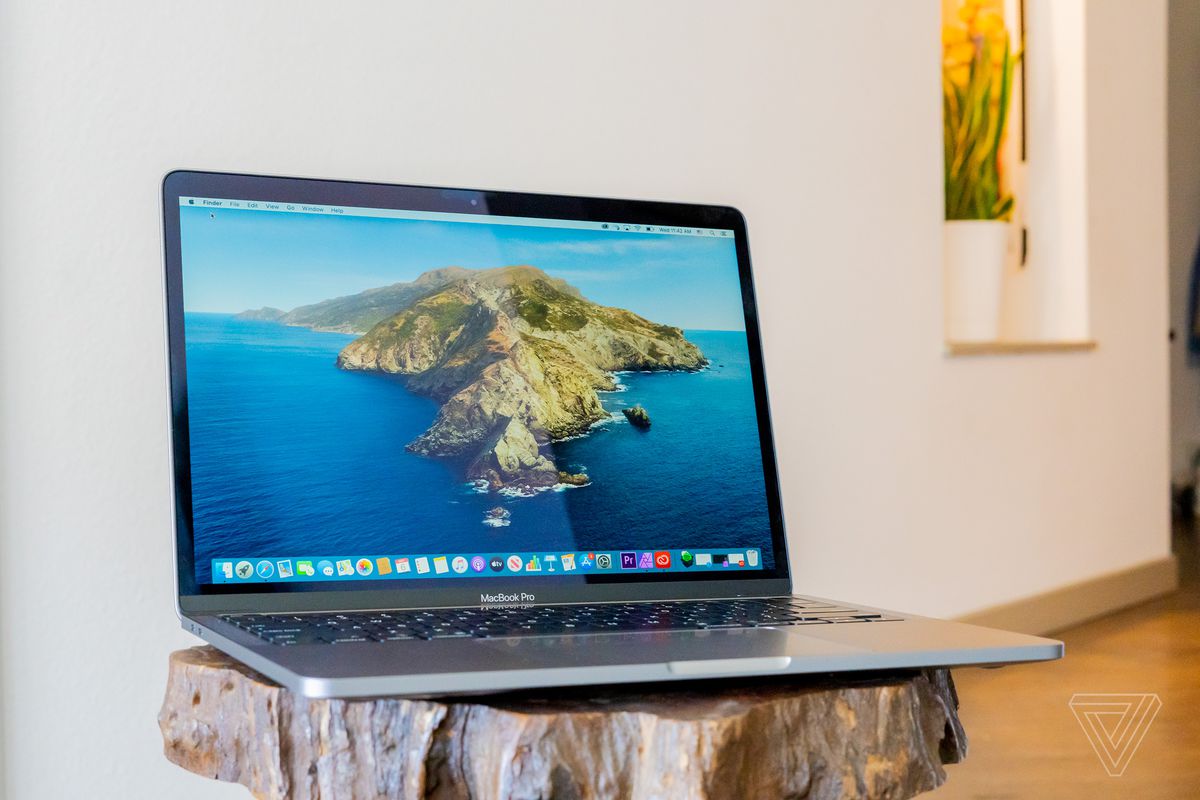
[[163, 171, 1062, 698]]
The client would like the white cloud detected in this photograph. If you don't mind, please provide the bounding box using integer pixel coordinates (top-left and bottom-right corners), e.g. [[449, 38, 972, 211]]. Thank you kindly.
[[507, 237, 679, 259], [544, 268, 633, 282]]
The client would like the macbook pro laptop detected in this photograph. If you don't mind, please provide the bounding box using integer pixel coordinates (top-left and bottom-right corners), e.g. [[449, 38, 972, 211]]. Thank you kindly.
[[162, 170, 1062, 698]]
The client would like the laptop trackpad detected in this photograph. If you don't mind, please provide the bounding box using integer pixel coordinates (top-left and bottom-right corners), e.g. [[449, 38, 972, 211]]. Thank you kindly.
[[481, 627, 863, 668]]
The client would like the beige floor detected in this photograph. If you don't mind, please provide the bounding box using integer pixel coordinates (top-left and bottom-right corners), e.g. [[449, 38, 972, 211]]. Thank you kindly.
[[929, 525, 1200, 799]]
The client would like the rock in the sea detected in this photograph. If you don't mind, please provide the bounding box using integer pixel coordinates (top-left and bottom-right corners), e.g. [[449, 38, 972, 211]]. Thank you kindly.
[[557, 471, 590, 486], [482, 506, 512, 527], [486, 506, 510, 519], [623, 405, 651, 428]]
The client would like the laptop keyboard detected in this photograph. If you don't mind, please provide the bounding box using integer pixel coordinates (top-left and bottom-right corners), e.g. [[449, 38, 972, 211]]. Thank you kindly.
[[219, 597, 903, 646]]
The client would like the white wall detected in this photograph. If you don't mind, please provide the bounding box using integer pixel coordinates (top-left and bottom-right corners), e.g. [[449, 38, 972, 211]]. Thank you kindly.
[[0, 1, 1169, 797], [1168, 0, 1200, 479]]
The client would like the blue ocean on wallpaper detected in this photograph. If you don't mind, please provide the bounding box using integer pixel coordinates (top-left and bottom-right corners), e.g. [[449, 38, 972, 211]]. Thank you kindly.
[[185, 314, 773, 581]]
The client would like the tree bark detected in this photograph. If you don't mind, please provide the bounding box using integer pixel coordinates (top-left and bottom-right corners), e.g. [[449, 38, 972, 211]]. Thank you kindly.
[[159, 646, 966, 799]]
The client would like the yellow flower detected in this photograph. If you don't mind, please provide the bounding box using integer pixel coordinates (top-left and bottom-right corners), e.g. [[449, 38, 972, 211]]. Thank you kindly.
[[973, 11, 1005, 38], [957, 4, 977, 24], [942, 25, 968, 46], [947, 65, 971, 88], [944, 41, 975, 66]]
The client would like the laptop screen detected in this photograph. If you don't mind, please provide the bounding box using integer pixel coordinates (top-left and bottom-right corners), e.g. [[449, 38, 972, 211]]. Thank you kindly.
[[172, 179, 783, 595]]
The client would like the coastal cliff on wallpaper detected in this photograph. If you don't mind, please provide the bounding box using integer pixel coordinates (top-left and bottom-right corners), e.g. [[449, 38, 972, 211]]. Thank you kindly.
[[244, 265, 708, 491]]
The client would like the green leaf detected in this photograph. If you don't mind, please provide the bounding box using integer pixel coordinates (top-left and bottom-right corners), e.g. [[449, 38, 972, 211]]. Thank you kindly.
[[942, 26, 1017, 220]]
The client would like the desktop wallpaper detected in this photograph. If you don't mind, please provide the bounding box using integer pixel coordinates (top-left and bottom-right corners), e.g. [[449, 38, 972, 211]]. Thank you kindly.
[[180, 205, 774, 583]]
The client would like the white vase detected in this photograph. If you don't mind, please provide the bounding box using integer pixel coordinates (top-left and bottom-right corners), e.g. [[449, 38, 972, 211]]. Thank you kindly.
[[943, 220, 1011, 342]]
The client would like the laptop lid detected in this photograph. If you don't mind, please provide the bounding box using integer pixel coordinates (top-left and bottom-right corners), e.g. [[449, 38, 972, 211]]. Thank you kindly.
[[163, 171, 790, 614]]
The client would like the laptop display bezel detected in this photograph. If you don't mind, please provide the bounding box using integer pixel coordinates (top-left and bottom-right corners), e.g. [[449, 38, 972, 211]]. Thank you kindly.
[[163, 170, 792, 614]]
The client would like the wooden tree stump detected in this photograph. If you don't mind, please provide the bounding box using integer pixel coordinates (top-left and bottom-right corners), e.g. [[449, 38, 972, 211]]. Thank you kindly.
[[159, 646, 967, 799]]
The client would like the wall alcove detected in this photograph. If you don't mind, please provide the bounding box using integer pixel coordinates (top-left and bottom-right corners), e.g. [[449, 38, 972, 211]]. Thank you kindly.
[[942, 0, 1097, 355]]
